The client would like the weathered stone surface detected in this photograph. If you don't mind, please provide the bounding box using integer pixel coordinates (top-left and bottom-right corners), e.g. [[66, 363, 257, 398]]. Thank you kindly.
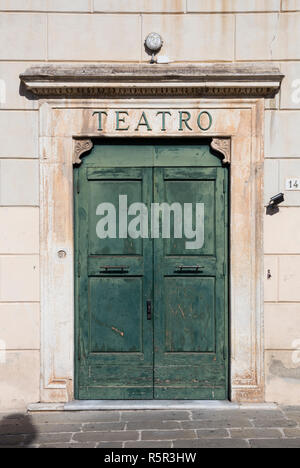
[[0, 0, 90, 10], [196, 429, 229, 438], [264, 207, 300, 253], [279, 256, 300, 301], [182, 417, 251, 429], [40, 443, 97, 448], [30, 411, 120, 424], [0, 256, 39, 302], [1, 408, 300, 447], [173, 439, 250, 448], [188, 0, 280, 12], [20, 63, 283, 98], [46, 0, 90, 12], [34, 423, 82, 434], [141, 430, 196, 441], [0, 160, 39, 206], [0, 111, 38, 158], [279, 160, 300, 206], [142, 14, 234, 62], [0, 62, 38, 110], [0, 13, 46, 60], [230, 428, 282, 438], [121, 410, 191, 422], [265, 304, 300, 350], [283, 428, 300, 437], [250, 439, 300, 448], [0, 303, 40, 350], [32, 433, 73, 444], [82, 422, 126, 431], [265, 111, 300, 158], [124, 441, 172, 448], [0, 351, 40, 411], [0, 208, 39, 254], [0, 434, 26, 446], [96, 442, 123, 448], [126, 421, 181, 430], [73, 431, 139, 442], [280, 62, 300, 109], [282, 0, 300, 11], [266, 351, 300, 405], [264, 256, 278, 302], [94, 0, 185, 13], [264, 159, 279, 204], [236, 13, 300, 60], [47, 14, 141, 61]]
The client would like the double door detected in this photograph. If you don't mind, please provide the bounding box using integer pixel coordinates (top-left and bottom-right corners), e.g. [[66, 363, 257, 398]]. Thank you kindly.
[[75, 156, 228, 400]]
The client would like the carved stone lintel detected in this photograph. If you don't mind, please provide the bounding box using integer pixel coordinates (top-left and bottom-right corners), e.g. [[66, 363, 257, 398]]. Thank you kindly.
[[20, 64, 284, 99], [73, 138, 93, 165], [211, 138, 231, 165]]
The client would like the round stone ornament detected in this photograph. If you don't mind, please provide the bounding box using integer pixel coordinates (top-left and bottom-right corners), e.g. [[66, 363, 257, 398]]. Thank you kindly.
[[145, 33, 163, 52]]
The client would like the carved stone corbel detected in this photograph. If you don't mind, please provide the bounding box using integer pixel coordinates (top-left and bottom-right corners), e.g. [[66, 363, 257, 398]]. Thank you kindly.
[[211, 138, 231, 165], [73, 138, 93, 165]]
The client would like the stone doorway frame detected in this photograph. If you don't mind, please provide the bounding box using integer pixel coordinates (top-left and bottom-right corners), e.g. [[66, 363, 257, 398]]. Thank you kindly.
[[21, 64, 283, 404]]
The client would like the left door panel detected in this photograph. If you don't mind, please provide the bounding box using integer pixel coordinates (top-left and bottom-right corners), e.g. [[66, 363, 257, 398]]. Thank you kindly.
[[75, 167, 154, 399]]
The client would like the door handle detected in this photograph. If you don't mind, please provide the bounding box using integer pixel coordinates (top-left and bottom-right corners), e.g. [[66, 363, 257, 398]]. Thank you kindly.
[[100, 266, 129, 273], [147, 301, 152, 321], [175, 265, 203, 273]]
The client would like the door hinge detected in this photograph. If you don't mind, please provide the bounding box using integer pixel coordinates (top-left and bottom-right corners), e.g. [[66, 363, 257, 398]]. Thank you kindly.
[[223, 345, 226, 361], [78, 260, 81, 278], [223, 261, 227, 277], [77, 176, 80, 194]]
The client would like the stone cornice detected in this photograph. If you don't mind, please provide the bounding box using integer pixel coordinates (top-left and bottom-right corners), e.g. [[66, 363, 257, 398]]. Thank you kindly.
[[20, 63, 283, 99]]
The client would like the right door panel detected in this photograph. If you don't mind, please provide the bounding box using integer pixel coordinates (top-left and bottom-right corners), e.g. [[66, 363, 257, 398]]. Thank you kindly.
[[154, 167, 228, 399]]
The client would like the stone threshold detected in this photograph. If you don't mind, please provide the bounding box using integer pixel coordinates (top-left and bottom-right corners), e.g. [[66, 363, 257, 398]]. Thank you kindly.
[[27, 400, 278, 412]]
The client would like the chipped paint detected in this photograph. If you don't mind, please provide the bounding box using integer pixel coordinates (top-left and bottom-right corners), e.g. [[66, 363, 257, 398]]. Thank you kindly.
[[112, 326, 125, 337]]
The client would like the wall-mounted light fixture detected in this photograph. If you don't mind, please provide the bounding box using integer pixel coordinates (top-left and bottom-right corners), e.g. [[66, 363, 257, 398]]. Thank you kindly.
[[145, 33, 163, 63], [266, 192, 285, 215]]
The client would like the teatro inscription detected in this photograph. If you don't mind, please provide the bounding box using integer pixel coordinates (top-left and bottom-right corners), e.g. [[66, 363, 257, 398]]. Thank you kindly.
[[92, 109, 213, 134]]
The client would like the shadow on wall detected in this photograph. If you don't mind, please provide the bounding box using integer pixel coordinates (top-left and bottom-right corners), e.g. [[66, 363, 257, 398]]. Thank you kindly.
[[0, 414, 37, 448]]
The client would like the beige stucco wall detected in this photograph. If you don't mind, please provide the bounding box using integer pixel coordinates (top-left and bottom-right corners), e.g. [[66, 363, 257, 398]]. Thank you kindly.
[[0, 0, 299, 409]]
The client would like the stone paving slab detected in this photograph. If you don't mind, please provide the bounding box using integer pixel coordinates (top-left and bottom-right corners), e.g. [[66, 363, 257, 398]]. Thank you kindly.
[[173, 439, 250, 448], [0, 406, 300, 448], [250, 439, 300, 449]]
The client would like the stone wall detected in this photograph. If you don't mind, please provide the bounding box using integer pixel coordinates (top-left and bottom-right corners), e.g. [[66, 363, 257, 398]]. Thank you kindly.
[[0, 0, 299, 409]]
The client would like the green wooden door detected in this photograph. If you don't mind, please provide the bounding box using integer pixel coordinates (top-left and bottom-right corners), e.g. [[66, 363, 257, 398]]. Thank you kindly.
[[75, 142, 228, 400], [153, 167, 228, 400], [75, 167, 154, 399]]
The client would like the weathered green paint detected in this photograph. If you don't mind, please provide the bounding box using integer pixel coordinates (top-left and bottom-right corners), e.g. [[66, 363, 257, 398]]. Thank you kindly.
[[74, 141, 228, 400], [153, 167, 227, 399]]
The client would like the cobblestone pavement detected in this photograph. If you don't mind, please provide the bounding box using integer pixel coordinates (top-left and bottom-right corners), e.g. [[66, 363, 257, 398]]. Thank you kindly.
[[1, 407, 300, 448]]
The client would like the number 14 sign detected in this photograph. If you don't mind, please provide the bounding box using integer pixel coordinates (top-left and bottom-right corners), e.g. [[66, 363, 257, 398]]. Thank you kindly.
[[286, 178, 300, 191]]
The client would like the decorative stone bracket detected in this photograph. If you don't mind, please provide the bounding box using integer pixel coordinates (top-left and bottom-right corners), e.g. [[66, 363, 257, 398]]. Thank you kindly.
[[73, 138, 94, 165], [211, 138, 231, 165]]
